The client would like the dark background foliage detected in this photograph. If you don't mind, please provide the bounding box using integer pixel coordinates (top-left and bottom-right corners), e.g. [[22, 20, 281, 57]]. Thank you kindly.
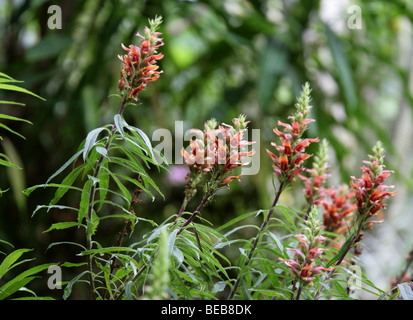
[[0, 0, 412, 298]]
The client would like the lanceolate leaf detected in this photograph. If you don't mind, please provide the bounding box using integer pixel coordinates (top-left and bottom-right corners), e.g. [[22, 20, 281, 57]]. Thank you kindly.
[[114, 114, 126, 139], [126, 124, 154, 158], [0, 83, 45, 101], [63, 270, 89, 300], [326, 232, 354, 268], [398, 283, 413, 300], [0, 123, 26, 139], [0, 156, 21, 169], [46, 149, 84, 184], [44, 222, 83, 233], [0, 114, 32, 124], [78, 179, 93, 224], [0, 249, 33, 279], [110, 173, 132, 204], [49, 165, 85, 205], [97, 163, 110, 210], [23, 183, 83, 197], [83, 127, 107, 161], [0, 263, 55, 300]]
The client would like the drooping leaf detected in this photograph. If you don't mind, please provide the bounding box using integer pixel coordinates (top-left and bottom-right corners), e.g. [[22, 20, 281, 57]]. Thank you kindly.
[[49, 165, 85, 205], [83, 127, 107, 162], [0, 263, 55, 300], [0, 83, 45, 101], [63, 270, 89, 300], [0, 249, 33, 280], [46, 149, 84, 184], [398, 283, 413, 300]]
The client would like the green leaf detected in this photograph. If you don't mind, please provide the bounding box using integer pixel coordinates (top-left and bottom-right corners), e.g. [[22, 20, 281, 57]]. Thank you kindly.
[[0, 249, 32, 279], [23, 183, 83, 197], [0, 100, 25, 106], [46, 149, 83, 184], [45, 241, 86, 253], [97, 164, 110, 210], [87, 209, 99, 238], [0, 239, 14, 249], [326, 233, 354, 268], [0, 157, 20, 169], [110, 173, 132, 204], [0, 263, 55, 300], [79, 246, 137, 256], [96, 146, 108, 158], [167, 229, 179, 257], [78, 179, 93, 223], [216, 210, 264, 232], [49, 165, 85, 205], [60, 262, 87, 268], [0, 277, 36, 300], [63, 270, 89, 300], [0, 83, 45, 101], [0, 72, 13, 80], [398, 283, 413, 300], [126, 125, 154, 158], [44, 222, 82, 233], [114, 114, 126, 138], [0, 123, 26, 139], [32, 205, 78, 217], [83, 127, 107, 161], [125, 281, 133, 300], [0, 114, 32, 124]]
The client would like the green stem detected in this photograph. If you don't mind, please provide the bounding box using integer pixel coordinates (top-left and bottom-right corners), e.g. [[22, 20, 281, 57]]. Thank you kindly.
[[85, 95, 128, 300], [177, 188, 212, 235], [227, 181, 285, 300], [295, 280, 304, 300]]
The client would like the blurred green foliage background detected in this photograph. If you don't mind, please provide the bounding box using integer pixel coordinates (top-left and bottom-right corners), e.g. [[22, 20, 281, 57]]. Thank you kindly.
[[0, 0, 412, 298]]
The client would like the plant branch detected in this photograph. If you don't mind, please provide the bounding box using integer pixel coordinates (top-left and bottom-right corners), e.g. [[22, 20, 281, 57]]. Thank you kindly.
[[227, 180, 285, 300], [85, 95, 128, 300], [177, 188, 212, 235]]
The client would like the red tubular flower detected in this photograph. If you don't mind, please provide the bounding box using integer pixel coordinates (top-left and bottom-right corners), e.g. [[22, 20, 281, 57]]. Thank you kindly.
[[118, 16, 164, 101], [350, 141, 396, 232], [267, 83, 319, 183], [279, 207, 331, 287], [182, 115, 255, 189], [321, 185, 356, 235]]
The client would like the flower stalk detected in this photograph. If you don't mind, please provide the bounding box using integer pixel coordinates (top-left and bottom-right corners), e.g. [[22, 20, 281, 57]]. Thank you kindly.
[[84, 17, 164, 299], [280, 206, 330, 300], [314, 141, 396, 300], [228, 82, 318, 299], [176, 115, 254, 235], [299, 138, 330, 220]]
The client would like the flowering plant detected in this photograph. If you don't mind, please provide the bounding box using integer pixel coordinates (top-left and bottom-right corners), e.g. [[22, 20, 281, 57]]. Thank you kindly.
[[15, 16, 407, 302]]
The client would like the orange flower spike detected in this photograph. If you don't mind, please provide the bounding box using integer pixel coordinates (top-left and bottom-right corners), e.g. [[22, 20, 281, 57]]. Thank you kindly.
[[118, 16, 164, 101], [350, 141, 396, 231], [267, 83, 318, 184]]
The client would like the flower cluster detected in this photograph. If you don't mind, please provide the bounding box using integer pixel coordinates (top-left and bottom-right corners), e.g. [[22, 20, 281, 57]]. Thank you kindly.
[[267, 83, 319, 183], [299, 139, 330, 207], [350, 141, 396, 231], [280, 207, 331, 285], [182, 115, 255, 188], [321, 185, 356, 235], [118, 16, 164, 100]]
